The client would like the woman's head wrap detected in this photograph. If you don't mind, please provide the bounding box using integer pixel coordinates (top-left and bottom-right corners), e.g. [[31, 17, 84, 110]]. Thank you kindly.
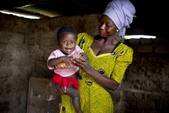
[[103, 0, 136, 37]]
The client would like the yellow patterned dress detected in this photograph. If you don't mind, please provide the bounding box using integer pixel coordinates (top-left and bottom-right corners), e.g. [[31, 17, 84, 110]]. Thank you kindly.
[[59, 33, 133, 113]]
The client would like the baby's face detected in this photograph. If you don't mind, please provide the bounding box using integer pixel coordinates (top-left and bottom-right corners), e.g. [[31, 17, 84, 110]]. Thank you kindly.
[[58, 32, 76, 55]]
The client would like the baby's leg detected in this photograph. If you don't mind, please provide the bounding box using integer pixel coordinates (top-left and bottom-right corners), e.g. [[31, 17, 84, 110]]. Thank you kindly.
[[66, 86, 83, 113]]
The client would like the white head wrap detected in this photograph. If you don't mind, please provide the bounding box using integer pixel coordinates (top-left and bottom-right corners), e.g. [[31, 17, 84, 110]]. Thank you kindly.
[[103, 0, 136, 37]]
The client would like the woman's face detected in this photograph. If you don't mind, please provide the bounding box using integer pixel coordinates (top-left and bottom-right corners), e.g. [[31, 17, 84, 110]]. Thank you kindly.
[[98, 15, 118, 38], [58, 32, 76, 55]]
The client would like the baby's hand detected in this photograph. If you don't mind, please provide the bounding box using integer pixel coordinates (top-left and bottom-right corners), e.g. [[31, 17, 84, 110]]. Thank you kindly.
[[79, 52, 87, 62], [72, 52, 87, 62], [72, 52, 87, 61], [72, 52, 81, 59]]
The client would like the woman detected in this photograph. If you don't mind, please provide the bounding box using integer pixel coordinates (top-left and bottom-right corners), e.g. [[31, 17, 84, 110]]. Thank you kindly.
[[59, 0, 136, 113]]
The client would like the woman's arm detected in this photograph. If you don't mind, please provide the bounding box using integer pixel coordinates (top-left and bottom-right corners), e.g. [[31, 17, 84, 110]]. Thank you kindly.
[[72, 55, 119, 91]]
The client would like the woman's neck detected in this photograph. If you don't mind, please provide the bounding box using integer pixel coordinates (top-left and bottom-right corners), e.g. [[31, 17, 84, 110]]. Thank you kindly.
[[106, 36, 118, 45], [95, 35, 118, 46], [92, 35, 120, 55]]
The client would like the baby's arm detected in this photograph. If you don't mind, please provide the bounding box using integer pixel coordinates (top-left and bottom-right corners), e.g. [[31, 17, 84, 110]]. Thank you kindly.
[[48, 56, 66, 67], [48, 56, 73, 69]]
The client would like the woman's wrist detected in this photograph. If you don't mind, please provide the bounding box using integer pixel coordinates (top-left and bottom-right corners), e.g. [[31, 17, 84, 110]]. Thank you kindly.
[[85, 65, 95, 76]]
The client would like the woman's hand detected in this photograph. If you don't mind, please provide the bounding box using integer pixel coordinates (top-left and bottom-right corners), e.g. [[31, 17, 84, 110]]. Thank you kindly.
[[71, 52, 91, 72], [61, 56, 74, 67]]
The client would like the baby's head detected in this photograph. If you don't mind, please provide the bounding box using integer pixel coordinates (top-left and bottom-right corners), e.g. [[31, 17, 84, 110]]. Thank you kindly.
[[56, 25, 77, 55]]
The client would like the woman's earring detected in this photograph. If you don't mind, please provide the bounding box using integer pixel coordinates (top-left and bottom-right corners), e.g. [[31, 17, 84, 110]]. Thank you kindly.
[[116, 29, 119, 32]]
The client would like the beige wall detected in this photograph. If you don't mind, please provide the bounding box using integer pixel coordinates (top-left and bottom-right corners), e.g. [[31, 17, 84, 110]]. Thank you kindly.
[[0, 14, 169, 113]]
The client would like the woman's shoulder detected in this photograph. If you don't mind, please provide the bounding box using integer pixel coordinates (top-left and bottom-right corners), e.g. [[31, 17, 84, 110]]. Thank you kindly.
[[78, 32, 93, 38], [77, 32, 94, 45], [119, 43, 133, 50], [115, 43, 133, 56]]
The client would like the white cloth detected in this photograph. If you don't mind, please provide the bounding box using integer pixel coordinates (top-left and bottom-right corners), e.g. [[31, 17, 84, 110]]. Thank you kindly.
[[103, 0, 136, 37]]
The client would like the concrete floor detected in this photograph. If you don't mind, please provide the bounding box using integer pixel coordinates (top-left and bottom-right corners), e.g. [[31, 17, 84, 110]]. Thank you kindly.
[[27, 77, 61, 113]]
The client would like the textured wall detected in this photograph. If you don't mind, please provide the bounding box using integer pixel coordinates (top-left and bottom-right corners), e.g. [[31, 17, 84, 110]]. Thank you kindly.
[[0, 14, 169, 113]]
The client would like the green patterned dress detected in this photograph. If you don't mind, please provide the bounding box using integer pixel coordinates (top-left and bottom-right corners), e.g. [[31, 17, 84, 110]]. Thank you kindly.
[[59, 33, 133, 113]]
